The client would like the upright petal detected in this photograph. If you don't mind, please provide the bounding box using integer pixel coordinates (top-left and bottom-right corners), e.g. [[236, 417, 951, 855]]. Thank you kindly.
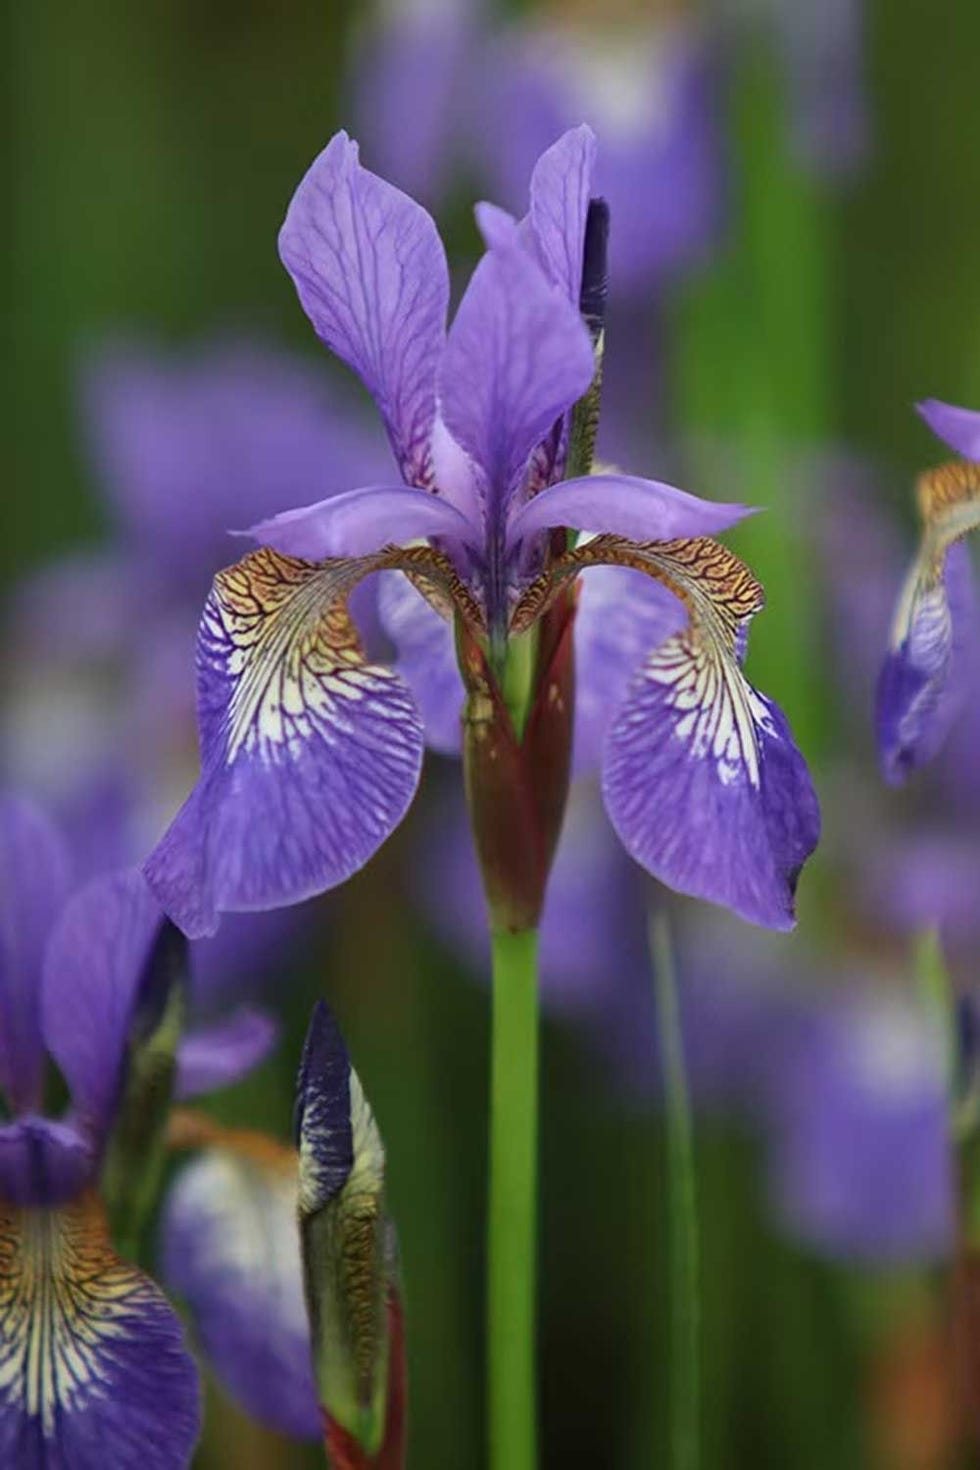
[[876, 461, 980, 783], [278, 131, 449, 486], [507, 472, 751, 547], [917, 398, 980, 460], [144, 549, 425, 938], [41, 870, 163, 1141], [0, 794, 72, 1114], [525, 124, 596, 305], [161, 1137, 319, 1440], [0, 1192, 200, 1468], [175, 1008, 278, 1099], [439, 214, 594, 520]]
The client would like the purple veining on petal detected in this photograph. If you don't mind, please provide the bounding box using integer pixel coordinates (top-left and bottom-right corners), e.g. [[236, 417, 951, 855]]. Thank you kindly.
[[876, 542, 975, 785], [278, 131, 449, 486], [602, 640, 820, 931], [161, 1145, 319, 1439], [377, 574, 464, 755], [144, 554, 425, 938], [248, 483, 481, 561], [765, 992, 952, 1260], [508, 474, 751, 546], [0, 794, 73, 1115], [0, 1196, 201, 1468], [41, 869, 163, 1143], [917, 398, 980, 461], [175, 1009, 279, 1100]]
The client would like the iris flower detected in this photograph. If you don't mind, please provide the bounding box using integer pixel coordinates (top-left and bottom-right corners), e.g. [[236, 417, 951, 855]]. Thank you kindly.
[[0, 795, 200, 1466], [877, 400, 980, 784], [0, 793, 323, 1460], [145, 124, 818, 938]]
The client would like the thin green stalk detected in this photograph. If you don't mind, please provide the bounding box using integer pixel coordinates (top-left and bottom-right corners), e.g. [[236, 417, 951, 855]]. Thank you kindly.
[[488, 926, 540, 1470], [651, 911, 700, 1470]]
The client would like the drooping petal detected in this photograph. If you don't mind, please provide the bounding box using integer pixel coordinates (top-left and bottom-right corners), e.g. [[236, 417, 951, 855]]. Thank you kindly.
[[0, 1191, 200, 1468], [439, 212, 594, 521], [41, 870, 163, 1141], [143, 548, 426, 938], [377, 573, 463, 754], [175, 1008, 279, 1099], [877, 542, 975, 784], [876, 462, 980, 784], [247, 483, 480, 561], [597, 538, 819, 928], [278, 131, 449, 486], [525, 124, 596, 305], [161, 1138, 319, 1440], [0, 1118, 93, 1209], [917, 398, 980, 460], [0, 794, 72, 1114], [521, 535, 819, 929], [506, 472, 751, 548]]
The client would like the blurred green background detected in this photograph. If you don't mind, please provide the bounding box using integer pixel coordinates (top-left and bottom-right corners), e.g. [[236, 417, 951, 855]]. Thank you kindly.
[[6, 1, 980, 1466]]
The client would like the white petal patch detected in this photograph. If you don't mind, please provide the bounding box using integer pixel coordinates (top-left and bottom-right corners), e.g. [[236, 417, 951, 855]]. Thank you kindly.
[[642, 635, 776, 788]]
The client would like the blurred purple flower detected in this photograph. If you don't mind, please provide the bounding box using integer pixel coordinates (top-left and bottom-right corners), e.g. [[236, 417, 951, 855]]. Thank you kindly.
[[876, 403, 980, 784], [0, 791, 318, 1448], [765, 987, 952, 1261], [355, 5, 725, 295], [145, 125, 818, 939], [0, 794, 201, 1466]]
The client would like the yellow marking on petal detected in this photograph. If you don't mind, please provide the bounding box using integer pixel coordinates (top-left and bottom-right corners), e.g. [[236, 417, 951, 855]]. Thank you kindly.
[[210, 544, 484, 767], [511, 533, 771, 785], [888, 461, 980, 653], [0, 1194, 157, 1434]]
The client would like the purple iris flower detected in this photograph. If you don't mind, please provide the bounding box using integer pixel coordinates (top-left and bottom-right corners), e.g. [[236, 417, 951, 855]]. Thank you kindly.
[[876, 401, 980, 785], [0, 794, 200, 1467], [0, 793, 319, 1453], [145, 125, 819, 939]]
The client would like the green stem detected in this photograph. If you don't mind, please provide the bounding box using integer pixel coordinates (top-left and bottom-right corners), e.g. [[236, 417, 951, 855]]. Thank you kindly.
[[651, 911, 700, 1470], [488, 926, 540, 1470]]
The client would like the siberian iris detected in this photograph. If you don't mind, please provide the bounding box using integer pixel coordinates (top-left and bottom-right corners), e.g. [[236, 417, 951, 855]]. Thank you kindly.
[[144, 124, 819, 938], [877, 399, 980, 783]]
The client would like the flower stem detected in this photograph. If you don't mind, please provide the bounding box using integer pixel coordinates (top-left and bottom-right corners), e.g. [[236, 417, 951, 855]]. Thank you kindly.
[[650, 910, 700, 1470], [488, 925, 540, 1470]]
